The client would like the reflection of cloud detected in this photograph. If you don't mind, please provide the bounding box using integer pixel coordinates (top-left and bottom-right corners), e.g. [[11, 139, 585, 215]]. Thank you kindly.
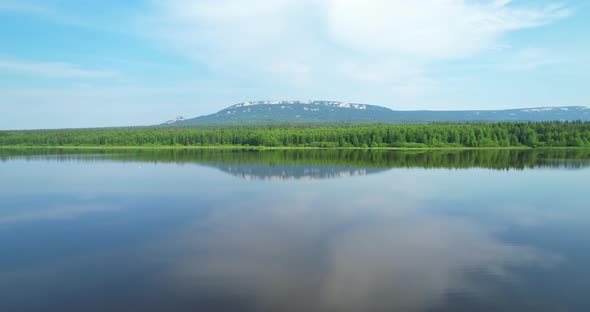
[[477, 201, 590, 229], [320, 216, 555, 311], [0, 204, 118, 224], [155, 187, 560, 311]]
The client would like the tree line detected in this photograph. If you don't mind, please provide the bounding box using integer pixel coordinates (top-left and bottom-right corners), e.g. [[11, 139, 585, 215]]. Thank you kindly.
[[1, 122, 589, 148]]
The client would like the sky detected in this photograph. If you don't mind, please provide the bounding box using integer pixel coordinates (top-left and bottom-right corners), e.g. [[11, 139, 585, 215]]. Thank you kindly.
[[1, 0, 589, 130]]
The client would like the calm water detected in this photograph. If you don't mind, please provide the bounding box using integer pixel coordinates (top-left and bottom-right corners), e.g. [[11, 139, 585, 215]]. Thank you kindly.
[[1, 149, 590, 311]]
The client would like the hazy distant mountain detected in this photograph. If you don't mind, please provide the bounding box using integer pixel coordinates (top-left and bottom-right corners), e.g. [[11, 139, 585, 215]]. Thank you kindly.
[[164, 100, 590, 126]]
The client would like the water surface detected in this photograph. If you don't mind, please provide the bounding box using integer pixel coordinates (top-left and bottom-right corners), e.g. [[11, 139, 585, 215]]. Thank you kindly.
[[1, 149, 590, 311]]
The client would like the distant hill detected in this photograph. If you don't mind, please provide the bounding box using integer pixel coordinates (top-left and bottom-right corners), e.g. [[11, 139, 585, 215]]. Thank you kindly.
[[163, 100, 590, 126]]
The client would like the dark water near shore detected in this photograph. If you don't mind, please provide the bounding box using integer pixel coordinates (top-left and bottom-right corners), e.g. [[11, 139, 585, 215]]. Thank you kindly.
[[1, 149, 590, 311]]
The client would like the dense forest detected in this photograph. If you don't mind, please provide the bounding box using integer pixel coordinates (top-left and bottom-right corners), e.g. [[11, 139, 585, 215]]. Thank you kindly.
[[1, 122, 590, 148]]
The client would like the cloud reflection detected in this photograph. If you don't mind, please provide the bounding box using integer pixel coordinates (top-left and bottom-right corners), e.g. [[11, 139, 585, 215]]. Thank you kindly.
[[156, 180, 560, 312], [0, 203, 119, 224]]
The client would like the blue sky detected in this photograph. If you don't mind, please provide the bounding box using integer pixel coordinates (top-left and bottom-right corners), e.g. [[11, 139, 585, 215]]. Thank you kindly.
[[1, 0, 589, 129]]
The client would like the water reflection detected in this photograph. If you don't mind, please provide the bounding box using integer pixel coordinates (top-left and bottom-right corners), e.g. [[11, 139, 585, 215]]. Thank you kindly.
[[158, 189, 561, 312], [0, 149, 589, 311], [1, 148, 590, 181], [210, 163, 388, 180]]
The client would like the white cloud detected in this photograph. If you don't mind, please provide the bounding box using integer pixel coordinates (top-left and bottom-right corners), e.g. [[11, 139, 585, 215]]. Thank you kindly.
[[147, 0, 308, 60], [391, 76, 441, 99], [142, 0, 572, 100], [267, 62, 311, 87], [339, 61, 424, 84], [0, 60, 118, 79], [325, 0, 571, 59]]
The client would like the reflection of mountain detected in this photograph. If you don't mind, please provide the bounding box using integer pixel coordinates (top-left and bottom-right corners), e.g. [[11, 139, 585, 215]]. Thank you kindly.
[[2, 148, 590, 180], [205, 163, 388, 180]]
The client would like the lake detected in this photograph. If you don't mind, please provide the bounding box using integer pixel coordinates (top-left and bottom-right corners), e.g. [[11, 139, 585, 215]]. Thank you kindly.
[[1, 148, 590, 311]]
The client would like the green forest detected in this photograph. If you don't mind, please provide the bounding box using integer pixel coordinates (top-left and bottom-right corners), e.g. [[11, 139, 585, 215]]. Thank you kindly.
[[1, 122, 590, 148]]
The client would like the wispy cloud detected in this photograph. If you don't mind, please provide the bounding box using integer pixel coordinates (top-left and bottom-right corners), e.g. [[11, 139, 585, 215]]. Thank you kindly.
[[502, 48, 567, 71], [141, 0, 573, 99], [0, 0, 135, 33], [0, 60, 119, 79], [266, 62, 311, 87], [0, 0, 51, 15], [325, 0, 572, 59]]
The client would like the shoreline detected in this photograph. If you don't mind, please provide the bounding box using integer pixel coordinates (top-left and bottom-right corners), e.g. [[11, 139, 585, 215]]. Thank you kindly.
[[1, 145, 588, 151]]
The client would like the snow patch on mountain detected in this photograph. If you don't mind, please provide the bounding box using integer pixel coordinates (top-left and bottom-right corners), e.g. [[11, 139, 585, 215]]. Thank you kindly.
[[521, 107, 557, 113], [165, 116, 185, 124], [228, 100, 368, 110]]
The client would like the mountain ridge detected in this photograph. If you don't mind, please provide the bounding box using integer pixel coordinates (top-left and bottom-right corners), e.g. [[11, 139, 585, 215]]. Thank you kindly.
[[164, 100, 590, 126]]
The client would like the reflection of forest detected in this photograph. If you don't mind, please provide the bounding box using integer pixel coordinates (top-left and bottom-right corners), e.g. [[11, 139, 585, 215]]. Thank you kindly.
[[211, 163, 388, 180], [2, 148, 590, 173]]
